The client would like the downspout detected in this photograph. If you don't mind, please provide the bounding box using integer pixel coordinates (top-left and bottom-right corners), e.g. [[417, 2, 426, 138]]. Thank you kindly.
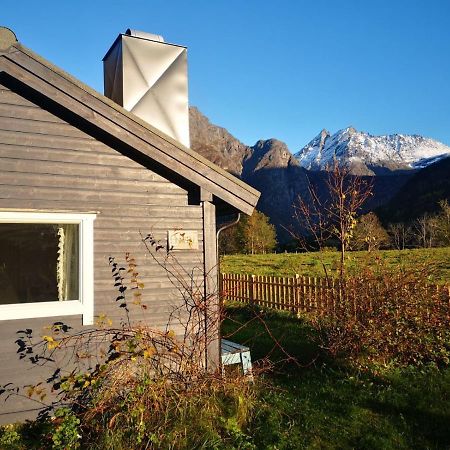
[[216, 213, 241, 276], [216, 213, 241, 369]]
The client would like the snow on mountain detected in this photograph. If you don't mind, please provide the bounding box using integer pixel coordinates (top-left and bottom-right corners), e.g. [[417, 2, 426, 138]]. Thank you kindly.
[[294, 127, 450, 175]]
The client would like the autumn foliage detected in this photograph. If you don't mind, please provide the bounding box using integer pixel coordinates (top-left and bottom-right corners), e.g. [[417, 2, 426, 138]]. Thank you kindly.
[[308, 261, 450, 367]]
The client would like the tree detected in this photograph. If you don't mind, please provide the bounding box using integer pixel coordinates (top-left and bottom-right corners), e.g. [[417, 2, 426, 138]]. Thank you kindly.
[[413, 213, 437, 248], [217, 210, 277, 255], [351, 212, 389, 251], [388, 222, 412, 250], [291, 159, 373, 276], [241, 210, 277, 254], [435, 199, 450, 246]]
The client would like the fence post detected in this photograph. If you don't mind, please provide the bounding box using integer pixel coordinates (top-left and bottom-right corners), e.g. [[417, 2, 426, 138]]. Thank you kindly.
[[249, 274, 255, 305], [294, 274, 299, 313], [307, 276, 312, 311], [313, 276, 317, 311], [331, 278, 336, 313]]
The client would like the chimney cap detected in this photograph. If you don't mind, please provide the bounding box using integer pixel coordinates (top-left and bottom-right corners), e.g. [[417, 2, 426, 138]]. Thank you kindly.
[[125, 29, 164, 42], [103, 29, 185, 61]]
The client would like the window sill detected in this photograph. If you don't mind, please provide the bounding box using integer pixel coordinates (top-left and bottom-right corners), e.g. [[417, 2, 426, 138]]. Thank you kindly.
[[0, 301, 91, 323]]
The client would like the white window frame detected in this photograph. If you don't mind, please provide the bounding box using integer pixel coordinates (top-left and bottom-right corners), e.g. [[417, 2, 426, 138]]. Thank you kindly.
[[0, 211, 96, 325]]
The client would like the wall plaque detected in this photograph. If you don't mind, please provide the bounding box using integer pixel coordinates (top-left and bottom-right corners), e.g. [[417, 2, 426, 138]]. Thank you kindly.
[[167, 230, 199, 250]]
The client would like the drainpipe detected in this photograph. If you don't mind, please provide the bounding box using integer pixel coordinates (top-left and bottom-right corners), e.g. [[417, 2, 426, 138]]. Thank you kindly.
[[216, 213, 241, 276], [216, 213, 241, 369]]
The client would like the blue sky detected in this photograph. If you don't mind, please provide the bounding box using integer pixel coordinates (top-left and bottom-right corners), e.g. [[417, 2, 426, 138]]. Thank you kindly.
[[3, 0, 450, 151]]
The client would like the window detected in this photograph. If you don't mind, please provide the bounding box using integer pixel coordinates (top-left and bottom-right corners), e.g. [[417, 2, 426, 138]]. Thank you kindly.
[[0, 212, 96, 325]]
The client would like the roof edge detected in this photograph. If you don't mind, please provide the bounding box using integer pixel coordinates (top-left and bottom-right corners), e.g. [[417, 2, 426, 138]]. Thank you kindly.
[[0, 42, 260, 214], [11, 43, 259, 199]]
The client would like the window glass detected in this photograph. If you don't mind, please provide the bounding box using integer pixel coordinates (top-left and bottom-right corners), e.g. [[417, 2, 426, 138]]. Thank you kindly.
[[0, 223, 79, 305]]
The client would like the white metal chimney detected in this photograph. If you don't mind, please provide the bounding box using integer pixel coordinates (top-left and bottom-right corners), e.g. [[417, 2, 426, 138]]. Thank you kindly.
[[103, 29, 190, 148]]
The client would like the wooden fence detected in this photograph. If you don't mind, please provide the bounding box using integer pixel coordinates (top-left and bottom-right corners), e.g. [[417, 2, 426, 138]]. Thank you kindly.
[[220, 273, 450, 315]]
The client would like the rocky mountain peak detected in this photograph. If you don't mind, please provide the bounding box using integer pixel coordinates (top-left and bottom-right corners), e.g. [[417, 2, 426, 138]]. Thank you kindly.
[[242, 139, 298, 177], [189, 107, 300, 179], [319, 128, 330, 142], [252, 138, 292, 160], [295, 127, 450, 175]]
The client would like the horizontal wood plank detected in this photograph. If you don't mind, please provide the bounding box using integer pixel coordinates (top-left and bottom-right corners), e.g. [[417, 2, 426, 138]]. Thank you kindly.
[[0, 156, 173, 182], [0, 87, 39, 107], [0, 128, 108, 152], [0, 195, 188, 209], [0, 168, 185, 194], [0, 101, 66, 123], [0, 184, 186, 204], [0, 142, 137, 164], [0, 114, 91, 139]]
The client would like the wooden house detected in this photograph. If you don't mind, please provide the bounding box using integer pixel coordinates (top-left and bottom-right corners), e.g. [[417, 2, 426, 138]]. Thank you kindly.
[[0, 27, 259, 423]]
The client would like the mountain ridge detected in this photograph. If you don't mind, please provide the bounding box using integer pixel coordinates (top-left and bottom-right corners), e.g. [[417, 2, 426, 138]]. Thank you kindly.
[[188, 107, 446, 242], [189, 106, 251, 176], [377, 156, 450, 224]]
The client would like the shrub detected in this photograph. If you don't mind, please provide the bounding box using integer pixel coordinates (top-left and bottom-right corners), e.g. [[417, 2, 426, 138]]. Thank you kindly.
[[0, 236, 260, 449], [0, 373, 259, 449], [51, 408, 81, 450], [0, 424, 22, 449], [82, 369, 258, 449], [309, 263, 450, 367]]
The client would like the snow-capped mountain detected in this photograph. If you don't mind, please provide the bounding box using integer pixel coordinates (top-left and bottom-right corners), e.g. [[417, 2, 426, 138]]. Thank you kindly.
[[295, 127, 450, 175]]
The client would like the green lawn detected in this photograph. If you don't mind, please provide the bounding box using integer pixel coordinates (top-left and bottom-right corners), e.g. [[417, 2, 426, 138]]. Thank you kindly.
[[222, 304, 450, 449], [221, 247, 450, 284]]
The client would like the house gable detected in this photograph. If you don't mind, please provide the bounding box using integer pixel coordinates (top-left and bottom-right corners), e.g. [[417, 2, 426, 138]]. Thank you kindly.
[[0, 38, 259, 214]]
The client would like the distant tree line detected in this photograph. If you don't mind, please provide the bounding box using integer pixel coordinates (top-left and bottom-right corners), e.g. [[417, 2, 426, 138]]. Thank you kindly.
[[304, 199, 450, 253], [383, 199, 450, 250], [219, 194, 450, 256]]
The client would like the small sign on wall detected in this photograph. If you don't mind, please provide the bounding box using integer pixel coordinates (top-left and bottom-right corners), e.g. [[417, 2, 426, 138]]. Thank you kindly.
[[167, 230, 199, 250]]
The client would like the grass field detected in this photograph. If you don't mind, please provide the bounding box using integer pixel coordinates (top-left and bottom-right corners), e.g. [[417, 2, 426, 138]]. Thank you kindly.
[[222, 304, 450, 449], [221, 247, 450, 284]]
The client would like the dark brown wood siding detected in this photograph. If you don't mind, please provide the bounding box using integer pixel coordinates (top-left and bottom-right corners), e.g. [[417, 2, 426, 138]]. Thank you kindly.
[[0, 83, 205, 423]]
